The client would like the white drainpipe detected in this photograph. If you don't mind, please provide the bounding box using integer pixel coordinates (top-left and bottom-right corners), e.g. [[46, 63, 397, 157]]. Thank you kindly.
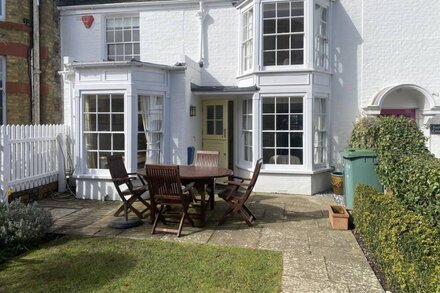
[[32, 0, 40, 124], [196, 1, 206, 67]]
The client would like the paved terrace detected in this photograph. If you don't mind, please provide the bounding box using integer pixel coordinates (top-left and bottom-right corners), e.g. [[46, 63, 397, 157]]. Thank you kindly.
[[38, 194, 384, 293]]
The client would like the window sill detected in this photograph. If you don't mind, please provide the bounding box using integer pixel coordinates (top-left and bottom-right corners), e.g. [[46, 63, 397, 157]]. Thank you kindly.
[[260, 166, 332, 175], [73, 173, 112, 180], [236, 68, 332, 79]]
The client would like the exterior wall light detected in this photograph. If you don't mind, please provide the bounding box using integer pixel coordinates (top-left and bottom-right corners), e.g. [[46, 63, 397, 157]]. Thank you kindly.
[[190, 105, 197, 117]]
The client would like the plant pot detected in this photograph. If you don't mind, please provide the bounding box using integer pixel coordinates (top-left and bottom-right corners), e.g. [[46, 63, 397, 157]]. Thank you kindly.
[[331, 172, 344, 195], [328, 205, 349, 230]]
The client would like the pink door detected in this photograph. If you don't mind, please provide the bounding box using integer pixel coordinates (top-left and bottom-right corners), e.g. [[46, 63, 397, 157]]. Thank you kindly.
[[380, 109, 416, 120]]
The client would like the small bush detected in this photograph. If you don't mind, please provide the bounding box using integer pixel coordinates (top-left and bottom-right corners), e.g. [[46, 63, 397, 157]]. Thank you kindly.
[[349, 116, 439, 231], [354, 185, 440, 293], [0, 200, 53, 261]]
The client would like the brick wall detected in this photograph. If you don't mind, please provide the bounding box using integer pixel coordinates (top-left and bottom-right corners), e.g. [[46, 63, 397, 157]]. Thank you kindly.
[[0, 0, 61, 125]]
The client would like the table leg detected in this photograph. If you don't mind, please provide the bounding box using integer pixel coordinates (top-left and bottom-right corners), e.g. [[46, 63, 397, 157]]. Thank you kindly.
[[209, 179, 215, 210], [195, 184, 207, 227]]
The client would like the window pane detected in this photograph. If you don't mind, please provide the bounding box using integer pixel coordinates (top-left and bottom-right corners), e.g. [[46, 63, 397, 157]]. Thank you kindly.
[[123, 30, 131, 42], [207, 105, 214, 119], [263, 115, 274, 130], [87, 152, 97, 169], [112, 96, 124, 112], [98, 114, 110, 131], [215, 121, 223, 135], [138, 133, 146, 150], [290, 133, 303, 147], [84, 95, 96, 112], [263, 132, 274, 147], [277, 51, 289, 65], [276, 115, 289, 130], [97, 95, 110, 112], [276, 132, 288, 147], [84, 114, 96, 131], [106, 31, 114, 43], [290, 114, 303, 130], [263, 149, 275, 164], [264, 19, 276, 34], [113, 133, 125, 150], [263, 3, 276, 18], [99, 133, 111, 150], [112, 114, 124, 131], [264, 35, 276, 50], [291, 2, 304, 16], [85, 133, 97, 150], [277, 97, 289, 113], [277, 35, 289, 50], [277, 19, 290, 33], [291, 18, 304, 32], [292, 50, 303, 64], [207, 121, 214, 134], [277, 2, 290, 17], [264, 52, 275, 66], [215, 105, 223, 119], [290, 97, 303, 113], [291, 34, 303, 49], [115, 30, 123, 42], [263, 98, 275, 113], [290, 149, 303, 164]]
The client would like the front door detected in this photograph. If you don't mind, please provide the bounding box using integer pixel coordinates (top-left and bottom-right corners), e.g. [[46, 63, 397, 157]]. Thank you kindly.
[[202, 100, 228, 169]]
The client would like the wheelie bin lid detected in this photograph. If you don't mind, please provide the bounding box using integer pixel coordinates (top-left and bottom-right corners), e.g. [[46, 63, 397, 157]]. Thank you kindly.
[[342, 148, 377, 159]]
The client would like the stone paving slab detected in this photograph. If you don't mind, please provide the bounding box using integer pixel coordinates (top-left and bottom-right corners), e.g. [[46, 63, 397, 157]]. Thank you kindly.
[[38, 194, 384, 293]]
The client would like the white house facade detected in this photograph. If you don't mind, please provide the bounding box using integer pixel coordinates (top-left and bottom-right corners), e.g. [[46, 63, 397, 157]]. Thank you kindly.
[[58, 0, 440, 200]]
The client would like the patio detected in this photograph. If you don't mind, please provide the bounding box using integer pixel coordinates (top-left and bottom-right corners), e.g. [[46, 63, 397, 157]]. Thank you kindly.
[[39, 193, 384, 293]]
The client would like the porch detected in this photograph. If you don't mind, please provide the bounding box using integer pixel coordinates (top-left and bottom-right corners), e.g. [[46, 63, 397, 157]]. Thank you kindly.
[[39, 193, 383, 293]]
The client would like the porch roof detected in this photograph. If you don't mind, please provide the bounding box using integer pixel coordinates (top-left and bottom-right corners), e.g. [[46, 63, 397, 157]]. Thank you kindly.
[[191, 83, 259, 95], [69, 60, 186, 72]]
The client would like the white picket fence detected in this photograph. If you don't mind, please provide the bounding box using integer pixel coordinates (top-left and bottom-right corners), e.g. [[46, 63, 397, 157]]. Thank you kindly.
[[0, 124, 68, 202]]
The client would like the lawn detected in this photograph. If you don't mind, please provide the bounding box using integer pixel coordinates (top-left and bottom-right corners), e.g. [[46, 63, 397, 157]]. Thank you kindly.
[[0, 235, 282, 292]]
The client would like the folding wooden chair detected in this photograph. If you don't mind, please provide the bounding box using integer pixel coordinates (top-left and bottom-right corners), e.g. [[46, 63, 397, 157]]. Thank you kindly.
[[107, 154, 150, 220], [144, 164, 195, 237], [193, 150, 219, 209], [218, 159, 263, 226]]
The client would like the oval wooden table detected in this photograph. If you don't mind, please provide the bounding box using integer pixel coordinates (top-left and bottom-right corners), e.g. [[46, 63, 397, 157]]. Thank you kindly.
[[179, 166, 233, 227]]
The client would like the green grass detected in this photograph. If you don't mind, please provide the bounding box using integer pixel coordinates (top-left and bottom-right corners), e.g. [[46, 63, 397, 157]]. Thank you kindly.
[[0, 236, 282, 293]]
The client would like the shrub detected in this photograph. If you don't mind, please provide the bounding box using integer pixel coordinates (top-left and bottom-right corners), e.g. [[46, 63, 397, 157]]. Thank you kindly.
[[349, 116, 439, 231], [0, 200, 53, 261], [354, 185, 440, 293]]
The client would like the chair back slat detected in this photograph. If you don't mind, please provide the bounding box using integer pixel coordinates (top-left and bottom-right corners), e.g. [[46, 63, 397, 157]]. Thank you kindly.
[[194, 150, 219, 167], [107, 154, 133, 190], [144, 164, 183, 199], [240, 158, 263, 203]]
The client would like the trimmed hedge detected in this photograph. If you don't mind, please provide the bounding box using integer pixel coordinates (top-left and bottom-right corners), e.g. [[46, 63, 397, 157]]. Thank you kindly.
[[349, 116, 440, 231], [354, 185, 440, 293]]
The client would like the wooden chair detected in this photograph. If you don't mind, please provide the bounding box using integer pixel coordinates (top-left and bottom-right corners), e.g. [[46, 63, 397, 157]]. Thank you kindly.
[[144, 164, 195, 237], [218, 158, 263, 226], [107, 154, 150, 220], [193, 150, 220, 209]]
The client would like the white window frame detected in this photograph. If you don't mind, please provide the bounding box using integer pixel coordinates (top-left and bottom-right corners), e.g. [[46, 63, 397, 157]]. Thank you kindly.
[[239, 97, 253, 165], [313, 96, 328, 167], [80, 91, 126, 175], [261, 0, 306, 69], [105, 16, 140, 61], [261, 94, 305, 170], [0, 0, 5, 21], [0, 56, 5, 125], [137, 94, 164, 168], [314, 3, 328, 70], [241, 7, 254, 73]]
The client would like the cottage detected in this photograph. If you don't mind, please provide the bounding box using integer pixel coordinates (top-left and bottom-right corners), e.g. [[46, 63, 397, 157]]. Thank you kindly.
[[58, 0, 440, 199]]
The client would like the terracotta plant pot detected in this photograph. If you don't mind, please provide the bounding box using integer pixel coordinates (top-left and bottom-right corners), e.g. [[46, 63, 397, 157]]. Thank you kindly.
[[328, 205, 349, 230]]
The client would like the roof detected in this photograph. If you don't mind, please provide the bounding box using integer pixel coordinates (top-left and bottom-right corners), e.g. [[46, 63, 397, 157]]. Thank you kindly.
[[57, 0, 149, 6], [191, 83, 259, 94]]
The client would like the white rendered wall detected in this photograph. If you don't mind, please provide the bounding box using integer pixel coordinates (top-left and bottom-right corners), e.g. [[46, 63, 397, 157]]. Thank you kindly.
[[331, 0, 440, 168]]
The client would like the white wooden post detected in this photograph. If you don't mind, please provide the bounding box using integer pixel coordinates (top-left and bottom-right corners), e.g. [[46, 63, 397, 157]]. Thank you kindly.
[[3, 126, 10, 202], [57, 132, 66, 192]]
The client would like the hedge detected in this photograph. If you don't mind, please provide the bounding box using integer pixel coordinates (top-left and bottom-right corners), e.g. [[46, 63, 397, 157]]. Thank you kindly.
[[349, 116, 440, 231], [353, 185, 440, 293]]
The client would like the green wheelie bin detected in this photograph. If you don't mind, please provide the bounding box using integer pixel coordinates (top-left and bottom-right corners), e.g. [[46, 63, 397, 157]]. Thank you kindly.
[[342, 149, 383, 209]]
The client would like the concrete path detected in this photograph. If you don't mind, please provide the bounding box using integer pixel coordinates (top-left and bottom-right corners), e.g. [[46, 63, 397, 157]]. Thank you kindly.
[[38, 193, 384, 293]]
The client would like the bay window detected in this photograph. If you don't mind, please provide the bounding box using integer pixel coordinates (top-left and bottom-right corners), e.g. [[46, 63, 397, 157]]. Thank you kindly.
[[137, 95, 163, 168], [106, 16, 140, 61], [263, 1, 304, 66], [242, 8, 254, 72], [313, 97, 327, 165], [262, 96, 303, 165], [314, 4, 328, 69], [84, 94, 125, 169]]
